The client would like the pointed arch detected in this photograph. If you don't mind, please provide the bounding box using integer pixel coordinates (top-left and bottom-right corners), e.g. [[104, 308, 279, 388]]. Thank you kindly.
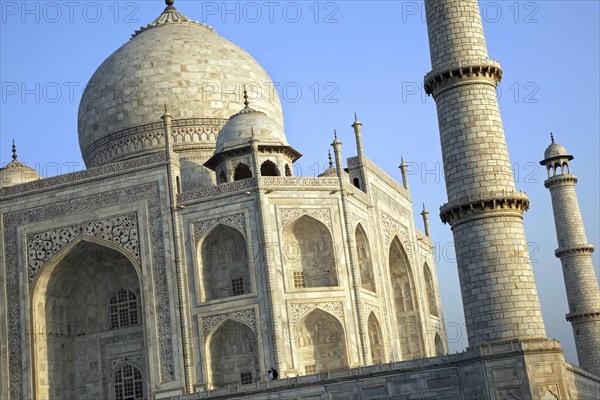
[[260, 160, 280, 176], [434, 333, 444, 356], [367, 313, 384, 364], [234, 163, 252, 181], [285, 164, 292, 177], [32, 240, 144, 400], [388, 236, 422, 359], [207, 319, 258, 388], [283, 215, 337, 288], [199, 224, 250, 301], [295, 309, 348, 374], [31, 235, 141, 291], [389, 236, 415, 312], [355, 223, 375, 292], [423, 263, 438, 317]]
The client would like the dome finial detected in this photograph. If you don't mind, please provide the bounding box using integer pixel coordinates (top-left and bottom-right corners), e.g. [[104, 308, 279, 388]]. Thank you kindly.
[[12, 140, 17, 161], [550, 132, 555, 144], [328, 149, 334, 168], [165, 0, 175, 7], [243, 85, 250, 108], [334, 129, 338, 140]]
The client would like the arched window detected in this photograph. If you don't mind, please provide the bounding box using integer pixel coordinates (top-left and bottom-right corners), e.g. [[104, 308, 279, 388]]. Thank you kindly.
[[296, 309, 348, 374], [284, 215, 337, 288], [200, 225, 250, 301], [434, 333, 444, 356], [285, 164, 292, 177], [389, 237, 422, 358], [353, 178, 360, 189], [260, 160, 280, 176], [424, 264, 438, 317], [234, 163, 252, 181], [355, 224, 375, 292], [367, 313, 384, 364], [208, 320, 258, 388], [114, 364, 144, 400], [109, 289, 139, 330]]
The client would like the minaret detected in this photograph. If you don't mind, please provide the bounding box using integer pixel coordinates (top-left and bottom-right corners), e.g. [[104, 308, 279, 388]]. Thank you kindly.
[[421, 204, 431, 238], [540, 135, 600, 376], [352, 113, 369, 193], [399, 157, 409, 191], [423, 0, 546, 346]]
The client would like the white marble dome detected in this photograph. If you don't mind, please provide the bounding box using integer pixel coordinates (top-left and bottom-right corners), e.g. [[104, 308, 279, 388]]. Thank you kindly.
[[215, 107, 288, 153], [78, 3, 283, 167]]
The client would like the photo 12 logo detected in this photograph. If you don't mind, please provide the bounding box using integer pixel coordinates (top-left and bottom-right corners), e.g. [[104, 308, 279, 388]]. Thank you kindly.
[[199, 1, 340, 24], [1, 1, 140, 24]]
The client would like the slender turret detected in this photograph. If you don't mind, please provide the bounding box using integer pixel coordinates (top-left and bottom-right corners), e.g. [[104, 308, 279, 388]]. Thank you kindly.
[[423, 0, 546, 346], [540, 136, 600, 376]]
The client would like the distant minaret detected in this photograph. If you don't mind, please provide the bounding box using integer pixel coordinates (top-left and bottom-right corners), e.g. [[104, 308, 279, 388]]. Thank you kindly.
[[423, 0, 546, 346], [540, 135, 600, 376]]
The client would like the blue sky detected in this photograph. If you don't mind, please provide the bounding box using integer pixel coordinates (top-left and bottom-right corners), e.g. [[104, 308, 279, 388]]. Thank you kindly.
[[1, 1, 598, 363]]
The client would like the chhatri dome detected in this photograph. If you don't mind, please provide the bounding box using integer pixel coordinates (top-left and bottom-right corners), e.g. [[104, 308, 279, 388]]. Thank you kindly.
[[543, 133, 573, 161], [0, 141, 41, 188], [78, 0, 284, 168], [215, 89, 291, 154]]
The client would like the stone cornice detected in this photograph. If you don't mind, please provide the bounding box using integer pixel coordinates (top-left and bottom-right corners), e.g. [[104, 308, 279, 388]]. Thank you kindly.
[[0, 153, 167, 200], [424, 59, 502, 98], [177, 176, 344, 204], [566, 311, 600, 323], [544, 174, 578, 188], [555, 243, 595, 258], [440, 191, 529, 226]]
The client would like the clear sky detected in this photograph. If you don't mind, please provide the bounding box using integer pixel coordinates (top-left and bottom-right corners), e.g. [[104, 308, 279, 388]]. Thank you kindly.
[[1, 0, 598, 364]]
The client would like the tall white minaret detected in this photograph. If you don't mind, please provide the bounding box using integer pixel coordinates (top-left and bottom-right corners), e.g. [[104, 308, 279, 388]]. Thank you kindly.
[[540, 134, 600, 376], [423, 0, 547, 346]]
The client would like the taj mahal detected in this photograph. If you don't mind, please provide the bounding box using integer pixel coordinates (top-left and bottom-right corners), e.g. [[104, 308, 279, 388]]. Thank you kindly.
[[0, 1, 599, 399]]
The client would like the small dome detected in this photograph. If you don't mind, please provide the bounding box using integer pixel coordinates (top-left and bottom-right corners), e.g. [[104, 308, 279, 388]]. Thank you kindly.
[[542, 134, 573, 162], [0, 160, 41, 188], [215, 107, 289, 153], [544, 142, 569, 160]]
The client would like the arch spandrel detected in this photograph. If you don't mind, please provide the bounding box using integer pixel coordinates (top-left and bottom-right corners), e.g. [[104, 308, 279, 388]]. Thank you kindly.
[[27, 213, 141, 287]]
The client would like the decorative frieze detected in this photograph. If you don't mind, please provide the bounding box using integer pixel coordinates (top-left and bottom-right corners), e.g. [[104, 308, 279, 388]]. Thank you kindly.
[[84, 118, 226, 167], [202, 309, 257, 340], [279, 208, 332, 230], [363, 303, 381, 321], [193, 213, 246, 241], [110, 354, 145, 377], [289, 302, 344, 324], [380, 211, 409, 246], [177, 178, 257, 203], [27, 213, 140, 284], [0, 153, 166, 198]]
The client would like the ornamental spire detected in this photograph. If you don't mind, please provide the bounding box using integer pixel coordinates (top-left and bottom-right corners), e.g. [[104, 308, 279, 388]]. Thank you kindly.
[[243, 85, 250, 108], [550, 132, 555, 144], [328, 149, 333, 168], [12, 140, 17, 161]]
